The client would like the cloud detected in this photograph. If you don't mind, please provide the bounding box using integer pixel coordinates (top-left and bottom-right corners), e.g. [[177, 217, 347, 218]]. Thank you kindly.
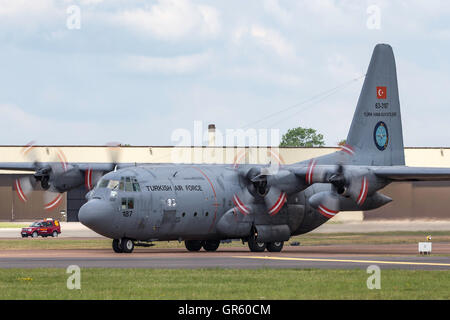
[[263, 0, 292, 25], [115, 0, 220, 40], [0, 0, 61, 32], [0, 103, 105, 145], [233, 24, 296, 60], [0, 0, 54, 16], [122, 51, 213, 74]]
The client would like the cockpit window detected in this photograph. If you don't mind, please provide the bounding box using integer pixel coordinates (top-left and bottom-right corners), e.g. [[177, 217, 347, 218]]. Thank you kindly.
[[121, 198, 134, 210], [98, 179, 109, 188], [125, 181, 133, 192], [119, 176, 141, 192], [107, 180, 119, 189], [97, 179, 120, 190]]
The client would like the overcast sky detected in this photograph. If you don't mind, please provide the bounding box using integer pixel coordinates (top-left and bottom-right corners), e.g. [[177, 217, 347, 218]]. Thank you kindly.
[[0, 0, 449, 147]]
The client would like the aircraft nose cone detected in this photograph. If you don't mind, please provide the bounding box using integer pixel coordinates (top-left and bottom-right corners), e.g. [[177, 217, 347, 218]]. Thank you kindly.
[[78, 199, 114, 236]]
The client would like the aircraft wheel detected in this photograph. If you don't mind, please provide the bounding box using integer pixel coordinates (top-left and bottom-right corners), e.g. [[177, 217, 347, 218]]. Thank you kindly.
[[203, 240, 220, 252], [248, 237, 266, 252], [122, 238, 134, 253], [112, 239, 123, 253], [185, 240, 202, 252], [266, 241, 284, 252]]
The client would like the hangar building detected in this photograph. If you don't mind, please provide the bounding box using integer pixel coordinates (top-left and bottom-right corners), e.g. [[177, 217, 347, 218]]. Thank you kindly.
[[1, 145, 450, 222]]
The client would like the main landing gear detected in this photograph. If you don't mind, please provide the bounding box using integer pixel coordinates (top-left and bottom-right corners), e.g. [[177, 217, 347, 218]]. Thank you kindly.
[[247, 236, 284, 252], [184, 240, 221, 252], [112, 238, 135, 253]]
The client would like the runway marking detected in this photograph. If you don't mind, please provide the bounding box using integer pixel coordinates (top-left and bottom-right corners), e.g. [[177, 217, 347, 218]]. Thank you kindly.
[[232, 256, 450, 267]]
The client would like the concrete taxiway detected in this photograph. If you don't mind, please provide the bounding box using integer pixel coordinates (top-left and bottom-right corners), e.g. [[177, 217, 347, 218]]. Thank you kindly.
[[2, 220, 450, 238], [0, 244, 449, 270]]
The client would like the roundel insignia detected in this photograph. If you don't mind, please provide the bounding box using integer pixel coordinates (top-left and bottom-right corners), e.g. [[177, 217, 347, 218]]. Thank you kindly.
[[373, 121, 389, 151]]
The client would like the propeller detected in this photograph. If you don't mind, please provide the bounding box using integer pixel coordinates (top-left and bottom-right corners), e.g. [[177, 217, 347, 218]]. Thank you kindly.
[[307, 144, 373, 216], [14, 141, 123, 210], [327, 164, 370, 206], [232, 165, 300, 216], [14, 142, 67, 211]]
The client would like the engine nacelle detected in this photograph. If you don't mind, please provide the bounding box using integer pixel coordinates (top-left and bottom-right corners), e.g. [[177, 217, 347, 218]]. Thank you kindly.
[[339, 192, 392, 211], [51, 168, 86, 193], [253, 224, 291, 242], [216, 208, 252, 238]]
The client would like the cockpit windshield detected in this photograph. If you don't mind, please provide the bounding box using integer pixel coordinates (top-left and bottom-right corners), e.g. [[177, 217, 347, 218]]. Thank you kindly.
[[97, 179, 120, 190], [97, 176, 141, 192]]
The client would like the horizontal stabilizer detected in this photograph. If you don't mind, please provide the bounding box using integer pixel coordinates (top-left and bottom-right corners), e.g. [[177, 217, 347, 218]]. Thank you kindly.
[[373, 166, 450, 181]]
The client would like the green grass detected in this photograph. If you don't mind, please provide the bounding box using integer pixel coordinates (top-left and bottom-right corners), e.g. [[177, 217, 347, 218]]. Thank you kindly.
[[0, 222, 28, 228], [0, 268, 448, 299], [1, 231, 449, 250], [0, 239, 111, 250]]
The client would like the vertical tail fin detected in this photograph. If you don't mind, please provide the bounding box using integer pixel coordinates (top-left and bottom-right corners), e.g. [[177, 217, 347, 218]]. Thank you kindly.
[[346, 43, 405, 166]]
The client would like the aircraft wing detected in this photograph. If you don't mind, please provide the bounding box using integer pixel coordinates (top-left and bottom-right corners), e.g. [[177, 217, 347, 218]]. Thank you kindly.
[[372, 166, 450, 181], [0, 162, 130, 172], [0, 162, 37, 171], [0, 162, 171, 172]]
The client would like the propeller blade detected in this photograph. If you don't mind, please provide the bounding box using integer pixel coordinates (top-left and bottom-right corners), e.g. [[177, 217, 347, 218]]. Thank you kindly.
[[43, 191, 63, 211], [232, 188, 254, 215], [264, 187, 287, 216], [15, 177, 35, 202], [106, 142, 122, 171], [304, 159, 331, 185], [347, 175, 369, 206], [84, 168, 104, 190]]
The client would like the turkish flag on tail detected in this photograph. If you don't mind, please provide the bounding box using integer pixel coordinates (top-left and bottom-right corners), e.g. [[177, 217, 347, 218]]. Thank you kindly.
[[376, 86, 387, 99]]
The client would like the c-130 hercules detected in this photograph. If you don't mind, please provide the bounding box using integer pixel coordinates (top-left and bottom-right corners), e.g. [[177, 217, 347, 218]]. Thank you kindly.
[[6, 44, 450, 253], [74, 44, 450, 253]]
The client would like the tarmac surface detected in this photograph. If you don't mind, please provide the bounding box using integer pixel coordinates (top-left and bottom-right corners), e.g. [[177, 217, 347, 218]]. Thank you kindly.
[[1, 244, 449, 270], [1, 220, 450, 270], [3, 220, 450, 238]]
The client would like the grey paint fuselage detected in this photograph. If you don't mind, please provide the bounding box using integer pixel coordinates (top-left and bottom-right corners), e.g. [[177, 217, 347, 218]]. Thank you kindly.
[[78, 160, 390, 242]]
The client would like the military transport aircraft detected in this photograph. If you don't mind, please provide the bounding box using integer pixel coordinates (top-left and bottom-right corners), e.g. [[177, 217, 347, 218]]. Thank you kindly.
[[3, 44, 450, 253]]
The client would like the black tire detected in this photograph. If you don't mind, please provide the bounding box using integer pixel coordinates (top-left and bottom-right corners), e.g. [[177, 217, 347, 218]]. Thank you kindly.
[[52, 231, 58, 237], [185, 240, 203, 252], [122, 238, 134, 253], [202, 240, 220, 252], [112, 239, 123, 253], [248, 237, 266, 252], [266, 241, 284, 252], [32, 231, 38, 238]]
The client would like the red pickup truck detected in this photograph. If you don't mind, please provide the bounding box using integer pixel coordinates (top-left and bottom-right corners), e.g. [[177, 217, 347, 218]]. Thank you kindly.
[[21, 219, 61, 238]]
